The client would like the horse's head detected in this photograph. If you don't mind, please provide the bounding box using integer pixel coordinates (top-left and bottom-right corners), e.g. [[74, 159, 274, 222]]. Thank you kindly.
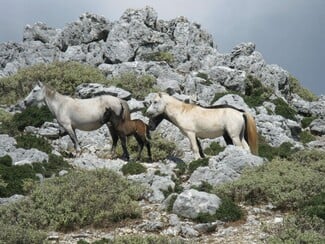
[[102, 106, 123, 125], [148, 114, 165, 131], [24, 81, 46, 107], [146, 93, 166, 117]]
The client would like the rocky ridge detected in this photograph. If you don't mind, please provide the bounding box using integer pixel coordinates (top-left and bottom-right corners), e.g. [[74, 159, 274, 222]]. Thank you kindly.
[[0, 6, 324, 243]]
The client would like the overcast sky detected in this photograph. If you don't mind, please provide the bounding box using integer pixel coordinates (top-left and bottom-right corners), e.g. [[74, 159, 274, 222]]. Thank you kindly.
[[0, 0, 324, 95]]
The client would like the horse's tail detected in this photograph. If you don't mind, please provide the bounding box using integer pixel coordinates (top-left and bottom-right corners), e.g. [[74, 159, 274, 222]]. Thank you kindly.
[[120, 100, 131, 120], [243, 112, 258, 155]]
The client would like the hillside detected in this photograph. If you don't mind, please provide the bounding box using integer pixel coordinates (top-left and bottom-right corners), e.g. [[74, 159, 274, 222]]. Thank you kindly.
[[0, 6, 324, 243]]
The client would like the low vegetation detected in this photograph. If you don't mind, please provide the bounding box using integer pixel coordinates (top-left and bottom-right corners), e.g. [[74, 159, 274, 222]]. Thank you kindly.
[[0, 154, 71, 197], [141, 51, 175, 66], [0, 169, 144, 243], [288, 75, 318, 102]]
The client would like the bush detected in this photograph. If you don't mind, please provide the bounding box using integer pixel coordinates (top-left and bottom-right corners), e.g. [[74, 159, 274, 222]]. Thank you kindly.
[[301, 115, 317, 128], [142, 51, 174, 65], [15, 133, 52, 153], [299, 192, 325, 220], [0, 154, 70, 197], [0, 61, 107, 104], [203, 142, 225, 156], [121, 162, 147, 175], [214, 159, 325, 210], [258, 137, 298, 161], [91, 234, 190, 244], [0, 169, 144, 233], [299, 130, 316, 144], [188, 157, 209, 174], [108, 72, 157, 100], [195, 197, 244, 223], [273, 98, 297, 121], [267, 215, 324, 243], [244, 75, 272, 107], [13, 105, 53, 131], [288, 76, 318, 102]]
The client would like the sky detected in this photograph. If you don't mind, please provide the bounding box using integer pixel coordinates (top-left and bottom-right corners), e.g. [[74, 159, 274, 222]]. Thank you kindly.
[[0, 0, 324, 95]]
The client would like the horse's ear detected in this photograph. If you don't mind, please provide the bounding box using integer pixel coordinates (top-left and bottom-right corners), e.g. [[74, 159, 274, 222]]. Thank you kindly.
[[37, 81, 44, 88]]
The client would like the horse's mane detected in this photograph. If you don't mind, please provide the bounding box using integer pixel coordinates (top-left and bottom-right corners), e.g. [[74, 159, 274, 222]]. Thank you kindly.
[[44, 84, 56, 99], [198, 103, 245, 113]]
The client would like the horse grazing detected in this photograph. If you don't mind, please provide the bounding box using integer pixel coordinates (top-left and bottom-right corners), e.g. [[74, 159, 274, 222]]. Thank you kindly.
[[102, 106, 152, 161], [146, 92, 258, 159], [23, 81, 130, 157]]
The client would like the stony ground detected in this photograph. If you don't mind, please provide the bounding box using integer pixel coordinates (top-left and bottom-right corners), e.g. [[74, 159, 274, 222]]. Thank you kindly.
[[47, 201, 286, 244]]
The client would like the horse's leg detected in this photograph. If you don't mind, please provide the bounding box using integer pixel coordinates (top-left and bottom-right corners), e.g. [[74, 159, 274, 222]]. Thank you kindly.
[[146, 140, 152, 162], [63, 125, 80, 155], [134, 134, 144, 161], [119, 135, 129, 161], [108, 125, 119, 158], [196, 138, 205, 158], [186, 132, 201, 160]]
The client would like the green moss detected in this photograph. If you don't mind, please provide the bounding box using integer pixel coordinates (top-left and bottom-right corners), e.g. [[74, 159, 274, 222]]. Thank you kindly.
[[273, 98, 297, 120], [121, 162, 147, 175], [192, 181, 214, 193]]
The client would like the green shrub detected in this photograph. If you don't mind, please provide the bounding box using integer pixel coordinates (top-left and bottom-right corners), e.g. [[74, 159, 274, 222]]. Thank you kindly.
[[188, 157, 209, 174], [195, 197, 244, 223], [109, 72, 157, 100], [174, 161, 187, 177], [14, 105, 53, 131], [15, 133, 52, 154], [0, 155, 13, 167], [203, 142, 225, 156], [214, 159, 325, 210], [0, 222, 47, 244], [258, 137, 298, 161], [299, 130, 316, 144], [0, 161, 38, 197], [121, 162, 147, 175], [273, 98, 297, 121], [142, 51, 174, 65], [0, 169, 144, 232], [288, 76, 318, 102], [192, 181, 214, 193], [299, 192, 325, 220], [267, 215, 325, 243], [244, 75, 272, 107], [96, 234, 190, 244], [301, 116, 317, 128], [0, 154, 70, 197], [288, 149, 325, 167], [0, 61, 107, 104], [196, 72, 213, 86]]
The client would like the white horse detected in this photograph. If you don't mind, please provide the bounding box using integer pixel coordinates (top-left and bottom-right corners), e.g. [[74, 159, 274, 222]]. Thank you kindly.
[[146, 92, 258, 159], [24, 81, 131, 157]]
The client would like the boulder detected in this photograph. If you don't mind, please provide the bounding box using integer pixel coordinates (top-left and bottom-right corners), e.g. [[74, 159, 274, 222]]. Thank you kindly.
[[188, 146, 264, 187], [172, 189, 221, 219]]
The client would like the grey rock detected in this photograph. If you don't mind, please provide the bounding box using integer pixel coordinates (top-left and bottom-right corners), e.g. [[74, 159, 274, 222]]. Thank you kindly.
[[172, 189, 221, 219], [188, 146, 264, 187], [310, 119, 325, 136], [0, 194, 24, 205], [75, 83, 131, 100], [180, 224, 200, 237], [23, 22, 61, 44]]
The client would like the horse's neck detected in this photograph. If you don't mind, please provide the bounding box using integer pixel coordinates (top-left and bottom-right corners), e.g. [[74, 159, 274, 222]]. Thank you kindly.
[[164, 96, 185, 123], [44, 88, 67, 116]]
